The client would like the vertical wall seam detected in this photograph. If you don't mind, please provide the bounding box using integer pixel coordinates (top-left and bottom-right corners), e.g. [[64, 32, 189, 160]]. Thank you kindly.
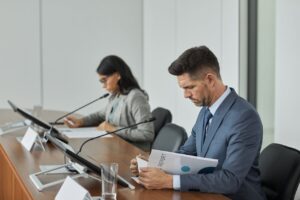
[[39, 0, 44, 107], [174, 0, 178, 121], [247, 0, 258, 107], [220, 0, 223, 71], [238, 0, 241, 94], [141, 0, 144, 88]]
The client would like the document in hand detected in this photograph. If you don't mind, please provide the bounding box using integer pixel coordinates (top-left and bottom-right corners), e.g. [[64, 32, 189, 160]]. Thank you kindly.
[[148, 150, 218, 175]]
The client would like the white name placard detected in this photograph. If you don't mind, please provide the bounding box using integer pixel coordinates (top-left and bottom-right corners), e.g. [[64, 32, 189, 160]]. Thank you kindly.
[[55, 176, 92, 200], [21, 127, 38, 151]]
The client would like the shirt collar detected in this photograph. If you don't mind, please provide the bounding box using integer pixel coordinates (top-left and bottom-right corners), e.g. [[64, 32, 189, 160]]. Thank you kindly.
[[208, 86, 231, 116]]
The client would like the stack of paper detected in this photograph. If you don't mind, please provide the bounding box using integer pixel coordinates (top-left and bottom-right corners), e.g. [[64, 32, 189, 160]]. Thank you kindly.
[[58, 127, 113, 139]]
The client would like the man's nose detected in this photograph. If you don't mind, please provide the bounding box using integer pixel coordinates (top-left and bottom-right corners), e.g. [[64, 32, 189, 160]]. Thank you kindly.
[[184, 90, 191, 98]]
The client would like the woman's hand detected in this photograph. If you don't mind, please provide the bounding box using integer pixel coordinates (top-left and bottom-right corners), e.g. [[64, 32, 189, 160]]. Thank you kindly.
[[64, 116, 83, 128], [97, 121, 116, 132]]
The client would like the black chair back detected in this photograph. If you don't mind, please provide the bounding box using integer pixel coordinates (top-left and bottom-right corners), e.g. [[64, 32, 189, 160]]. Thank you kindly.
[[151, 123, 187, 152], [151, 107, 172, 138], [259, 143, 300, 200]]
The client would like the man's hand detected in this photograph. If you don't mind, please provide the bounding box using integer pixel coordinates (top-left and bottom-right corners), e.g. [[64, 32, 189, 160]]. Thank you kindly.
[[138, 167, 173, 189], [130, 157, 139, 176], [130, 154, 149, 176]]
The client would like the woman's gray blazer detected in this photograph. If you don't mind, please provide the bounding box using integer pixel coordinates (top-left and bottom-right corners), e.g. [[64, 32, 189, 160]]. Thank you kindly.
[[81, 89, 154, 151]]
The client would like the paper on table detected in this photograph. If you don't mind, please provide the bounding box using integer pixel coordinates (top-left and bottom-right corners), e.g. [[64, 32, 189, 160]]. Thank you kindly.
[[58, 127, 113, 139]]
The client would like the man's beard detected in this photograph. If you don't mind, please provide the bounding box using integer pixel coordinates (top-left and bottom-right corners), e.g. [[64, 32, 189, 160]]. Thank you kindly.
[[191, 97, 211, 107]]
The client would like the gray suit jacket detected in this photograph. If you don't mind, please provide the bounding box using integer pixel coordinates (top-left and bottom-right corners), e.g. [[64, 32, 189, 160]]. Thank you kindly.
[[177, 89, 266, 200], [81, 89, 154, 151]]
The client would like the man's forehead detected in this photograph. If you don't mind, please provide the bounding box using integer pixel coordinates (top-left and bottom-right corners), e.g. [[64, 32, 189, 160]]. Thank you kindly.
[[177, 73, 194, 87]]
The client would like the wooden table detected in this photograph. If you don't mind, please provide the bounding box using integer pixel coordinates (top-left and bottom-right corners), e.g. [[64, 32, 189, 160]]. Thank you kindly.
[[0, 109, 229, 200]]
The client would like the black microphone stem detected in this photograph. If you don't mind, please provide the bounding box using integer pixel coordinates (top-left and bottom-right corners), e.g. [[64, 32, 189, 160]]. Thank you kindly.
[[53, 93, 109, 124], [76, 117, 155, 155]]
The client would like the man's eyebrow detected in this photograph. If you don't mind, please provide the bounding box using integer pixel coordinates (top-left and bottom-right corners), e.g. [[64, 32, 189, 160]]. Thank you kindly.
[[182, 84, 194, 89]]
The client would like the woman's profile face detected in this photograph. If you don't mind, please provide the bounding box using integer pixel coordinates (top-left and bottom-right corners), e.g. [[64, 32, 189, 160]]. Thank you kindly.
[[98, 73, 120, 94]]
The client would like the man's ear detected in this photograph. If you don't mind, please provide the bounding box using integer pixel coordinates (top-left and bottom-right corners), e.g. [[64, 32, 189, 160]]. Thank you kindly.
[[205, 73, 217, 87]]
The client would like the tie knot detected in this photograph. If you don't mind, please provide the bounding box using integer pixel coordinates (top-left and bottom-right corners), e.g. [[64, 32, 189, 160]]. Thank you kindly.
[[204, 108, 213, 123]]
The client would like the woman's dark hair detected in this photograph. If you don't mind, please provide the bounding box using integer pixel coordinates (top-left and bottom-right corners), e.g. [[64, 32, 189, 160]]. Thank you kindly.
[[168, 45, 221, 79], [97, 55, 141, 94]]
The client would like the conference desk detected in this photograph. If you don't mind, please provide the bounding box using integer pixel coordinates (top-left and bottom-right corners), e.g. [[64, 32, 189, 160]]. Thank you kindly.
[[0, 109, 229, 200]]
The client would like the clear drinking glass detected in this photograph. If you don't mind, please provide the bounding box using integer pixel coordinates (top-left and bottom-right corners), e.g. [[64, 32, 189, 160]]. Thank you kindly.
[[101, 163, 118, 200]]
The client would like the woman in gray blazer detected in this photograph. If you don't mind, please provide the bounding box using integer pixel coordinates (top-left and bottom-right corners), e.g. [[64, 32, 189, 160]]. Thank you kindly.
[[65, 55, 154, 151]]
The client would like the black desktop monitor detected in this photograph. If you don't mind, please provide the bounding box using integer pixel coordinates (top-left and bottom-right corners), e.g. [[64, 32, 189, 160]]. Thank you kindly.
[[46, 132, 101, 174], [45, 133, 130, 188], [8, 100, 132, 188], [7, 100, 68, 144]]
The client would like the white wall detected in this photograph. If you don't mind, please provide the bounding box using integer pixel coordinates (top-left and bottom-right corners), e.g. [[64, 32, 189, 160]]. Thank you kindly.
[[0, 0, 41, 108], [143, 0, 240, 134], [41, 0, 142, 115], [275, 0, 300, 150], [0, 0, 142, 116], [0, 0, 240, 134], [257, 0, 275, 133], [257, 0, 275, 149], [275, 2, 300, 198]]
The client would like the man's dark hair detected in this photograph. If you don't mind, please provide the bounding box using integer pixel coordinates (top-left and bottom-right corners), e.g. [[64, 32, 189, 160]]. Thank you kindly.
[[168, 46, 221, 79], [97, 55, 141, 94]]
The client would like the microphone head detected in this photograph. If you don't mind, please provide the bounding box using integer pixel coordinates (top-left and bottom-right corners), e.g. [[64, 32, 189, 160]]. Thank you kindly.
[[100, 93, 109, 99], [147, 117, 156, 122], [7, 100, 18, 112]]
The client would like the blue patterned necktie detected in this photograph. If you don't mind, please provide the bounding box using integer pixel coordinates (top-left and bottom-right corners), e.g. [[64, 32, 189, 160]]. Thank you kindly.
[[202, 108, 213, 144]]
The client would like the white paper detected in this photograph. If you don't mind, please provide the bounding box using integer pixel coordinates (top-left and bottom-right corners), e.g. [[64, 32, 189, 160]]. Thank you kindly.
[[58, 127, 113, 139], [136, 156, 148, 172], [148, 149, 218, 175], [132, 157, 147, 184], [55, 176, 92, 200], [0, 120, 31, 135], [131, 176, 140, 184], [21, 127, 38, 151]]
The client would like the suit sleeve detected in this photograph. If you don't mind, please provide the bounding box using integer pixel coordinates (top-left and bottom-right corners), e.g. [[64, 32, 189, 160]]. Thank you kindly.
[[180, 110, 263, 194], [116, 92, 154, 143], [81, 106, 106, 127]]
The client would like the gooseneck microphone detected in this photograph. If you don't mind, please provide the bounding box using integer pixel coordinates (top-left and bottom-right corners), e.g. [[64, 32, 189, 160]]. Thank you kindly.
[[50, 93, 109, 125], [76, 117, 156, 155]]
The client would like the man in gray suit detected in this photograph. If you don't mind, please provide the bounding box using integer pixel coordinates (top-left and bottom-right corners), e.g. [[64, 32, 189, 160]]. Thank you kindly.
[[130, 46, 266, 200]]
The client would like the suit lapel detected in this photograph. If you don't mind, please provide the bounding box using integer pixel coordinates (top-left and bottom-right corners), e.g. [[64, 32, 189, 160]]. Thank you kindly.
[[201, 89, 238, 156], [198, 109, 206, 150], [106, 95, 123, 125]]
